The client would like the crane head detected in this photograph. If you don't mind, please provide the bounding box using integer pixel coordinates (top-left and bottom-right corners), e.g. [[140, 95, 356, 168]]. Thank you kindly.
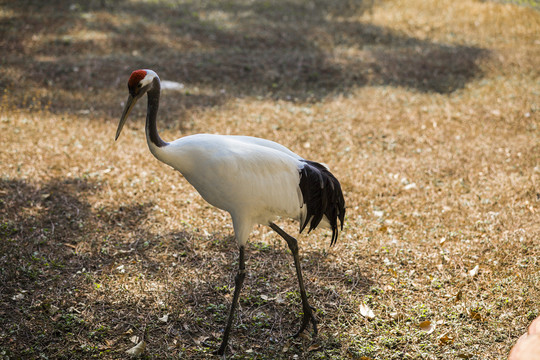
[[115, 69, 158, 141]]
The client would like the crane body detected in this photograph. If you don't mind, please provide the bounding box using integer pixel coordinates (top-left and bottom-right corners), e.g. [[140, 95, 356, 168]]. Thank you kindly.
[[115, 69, 346, 355], [151, 134, 305, 245]]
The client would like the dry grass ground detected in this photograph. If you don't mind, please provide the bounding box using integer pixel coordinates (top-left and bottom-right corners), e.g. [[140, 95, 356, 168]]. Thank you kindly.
[[0, 0, 539, 359]]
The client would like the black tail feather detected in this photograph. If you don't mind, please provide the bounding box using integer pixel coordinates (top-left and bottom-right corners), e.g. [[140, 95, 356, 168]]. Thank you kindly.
[[299, 160, 346, 246]]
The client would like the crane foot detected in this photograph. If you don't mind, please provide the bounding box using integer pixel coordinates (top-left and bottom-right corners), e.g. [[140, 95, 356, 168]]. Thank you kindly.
[[213, 347, 226, 357], [293, 305, 318, 338]]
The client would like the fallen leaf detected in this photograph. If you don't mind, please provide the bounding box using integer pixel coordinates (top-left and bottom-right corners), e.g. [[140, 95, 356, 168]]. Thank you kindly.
[[130, 335, 139, 344], [439, 333, 454, 345], [419, 320, 435, 333], [282, 339, 291, 353], [468, 309, 484, 322], [359, 303, 375, 319], [457, 353, 473, 359], [469, 265, 480, 277], [49, 305, 59, 315], [403, 182, 417, 190], [307, 344, 321, 352], [194, 336, 209, 345], [12, 293, 24, 301], [126, 340, 146, 356], [68, 306, 81, 314], [455, 290, 463, 302], [158, 314, 168, 323], [105, 339, 116, 347], [98, 343, 111, 351]]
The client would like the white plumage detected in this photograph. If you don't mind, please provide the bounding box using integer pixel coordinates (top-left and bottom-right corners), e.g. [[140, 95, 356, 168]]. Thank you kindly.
[[152, 134, 311, 245], [115, 69, 345, 355]]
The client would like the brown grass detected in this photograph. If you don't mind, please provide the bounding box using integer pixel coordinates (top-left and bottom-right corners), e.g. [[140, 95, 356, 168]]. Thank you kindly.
[[1, 0, 539, 359]]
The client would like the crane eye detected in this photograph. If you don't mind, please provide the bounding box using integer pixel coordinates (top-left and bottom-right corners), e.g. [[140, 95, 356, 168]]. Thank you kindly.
[[137, 83, 142, 88]]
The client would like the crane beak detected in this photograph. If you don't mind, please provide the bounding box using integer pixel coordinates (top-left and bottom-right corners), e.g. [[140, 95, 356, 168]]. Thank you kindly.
[[115, 94, 138, 141]]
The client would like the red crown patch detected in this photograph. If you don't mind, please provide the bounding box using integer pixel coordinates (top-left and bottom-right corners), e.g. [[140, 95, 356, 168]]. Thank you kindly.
[[128, 70, 147, 88]]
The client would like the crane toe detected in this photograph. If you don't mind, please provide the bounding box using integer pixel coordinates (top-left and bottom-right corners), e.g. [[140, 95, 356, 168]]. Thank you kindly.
[[293, 305, 318, 338]]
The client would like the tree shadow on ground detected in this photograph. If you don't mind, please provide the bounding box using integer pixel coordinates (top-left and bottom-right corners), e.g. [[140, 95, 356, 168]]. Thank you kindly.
[[1, 0, 489, 119], [0, 176, 372, 358]]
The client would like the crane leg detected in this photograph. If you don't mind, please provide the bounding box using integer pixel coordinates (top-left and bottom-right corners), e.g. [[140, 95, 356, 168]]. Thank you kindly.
[[216, 245, 246, 356], [269, 222, 318, 338]]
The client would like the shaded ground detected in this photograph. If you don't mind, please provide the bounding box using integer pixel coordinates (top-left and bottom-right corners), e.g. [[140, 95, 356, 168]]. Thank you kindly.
[[1, 0, 488, 118], [1, 0, 539, 359]]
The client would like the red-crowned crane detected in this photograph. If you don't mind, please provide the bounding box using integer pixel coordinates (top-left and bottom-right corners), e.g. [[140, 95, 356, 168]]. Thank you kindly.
[[115, 69, 346, 355]]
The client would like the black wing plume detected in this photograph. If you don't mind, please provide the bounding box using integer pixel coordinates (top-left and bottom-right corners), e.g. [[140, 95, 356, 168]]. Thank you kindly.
[[298, 160, 346, 246]]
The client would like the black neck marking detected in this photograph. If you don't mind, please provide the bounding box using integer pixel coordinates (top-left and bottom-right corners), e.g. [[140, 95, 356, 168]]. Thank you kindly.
[[146, 77, 168, 148]]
